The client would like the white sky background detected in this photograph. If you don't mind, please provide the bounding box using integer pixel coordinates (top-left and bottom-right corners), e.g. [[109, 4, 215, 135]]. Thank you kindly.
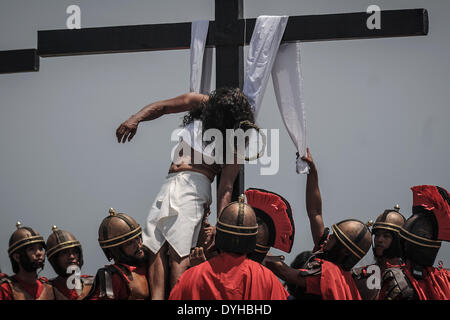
[[0, 0, 449, 278]]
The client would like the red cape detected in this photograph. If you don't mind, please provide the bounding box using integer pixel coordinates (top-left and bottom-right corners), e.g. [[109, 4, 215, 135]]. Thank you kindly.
[[169, 252, 289, 300], [319, 259, 362, 300], [403, 264, 450, 300]]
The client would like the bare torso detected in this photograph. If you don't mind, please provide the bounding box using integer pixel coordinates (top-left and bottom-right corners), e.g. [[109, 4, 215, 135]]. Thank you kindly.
[[168, 141, 222, 182]]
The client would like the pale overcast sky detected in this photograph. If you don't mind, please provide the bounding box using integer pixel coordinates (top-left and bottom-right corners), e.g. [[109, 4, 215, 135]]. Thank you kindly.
[[0, 0, 449, 278]]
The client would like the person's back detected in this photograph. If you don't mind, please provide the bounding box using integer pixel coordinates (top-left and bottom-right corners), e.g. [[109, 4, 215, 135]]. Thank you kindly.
[[169, 252, 288, 300], [169, 195, 288, 300]]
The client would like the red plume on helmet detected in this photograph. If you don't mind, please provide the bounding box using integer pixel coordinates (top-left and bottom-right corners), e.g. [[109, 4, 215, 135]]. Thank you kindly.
[[411, 185, 450, 241], [245, 188, 295, 253]]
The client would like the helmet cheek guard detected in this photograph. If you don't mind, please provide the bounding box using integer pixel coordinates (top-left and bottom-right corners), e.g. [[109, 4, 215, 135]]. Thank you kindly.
[[245, 188, 295, 253]]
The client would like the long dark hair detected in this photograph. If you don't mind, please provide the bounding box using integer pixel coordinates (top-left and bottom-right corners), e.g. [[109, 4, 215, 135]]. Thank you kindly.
[[182, 87, 255, 135]]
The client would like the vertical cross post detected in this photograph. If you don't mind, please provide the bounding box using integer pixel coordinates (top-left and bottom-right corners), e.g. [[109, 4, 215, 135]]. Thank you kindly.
[[215, 0, 245, 202]]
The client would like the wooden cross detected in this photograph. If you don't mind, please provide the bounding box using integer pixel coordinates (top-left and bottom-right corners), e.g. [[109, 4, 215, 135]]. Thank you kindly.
[[0, 0, 428, 202]]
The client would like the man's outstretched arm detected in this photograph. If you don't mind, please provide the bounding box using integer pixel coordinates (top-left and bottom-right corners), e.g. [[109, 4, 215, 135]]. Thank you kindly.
[[116, 92, 208, 143], [216, 163, 242, 217], [263, 256, 306, 289], [301, 148, 325, 249]]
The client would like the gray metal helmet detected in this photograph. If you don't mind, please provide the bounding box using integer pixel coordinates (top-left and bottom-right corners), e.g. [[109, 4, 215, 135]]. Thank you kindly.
[[398, 185, 447, 267], [372, 204, 406, 259], [328, 219, 372, 271], [8, 221, 46, 257], [215, 195, 258, 254], [98, 208, 142, 261], [400, 211, 441, 267], [46, 225, 83, 277], [8, 222, 46, 273]]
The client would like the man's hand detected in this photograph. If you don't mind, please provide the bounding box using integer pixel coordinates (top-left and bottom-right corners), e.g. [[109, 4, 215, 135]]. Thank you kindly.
[[262, 254, 286, 270], [189, 247, 207, 267], [116, 115, 139, 143], [196, 203, 217, 259], [300, 147, 316, 170]]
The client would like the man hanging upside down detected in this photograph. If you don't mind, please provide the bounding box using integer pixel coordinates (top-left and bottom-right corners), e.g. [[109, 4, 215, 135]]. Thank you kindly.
[[116, 88, 256, 299]]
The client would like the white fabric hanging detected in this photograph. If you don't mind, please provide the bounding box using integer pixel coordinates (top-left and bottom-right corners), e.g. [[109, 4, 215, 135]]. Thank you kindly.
[[272, 43, 309, 174], [190, 20, 212, 95], [243, 16, 288, 118], [175, 20, 216, 163], [243, 16, 309, 174], [187, 17, 309, 173]]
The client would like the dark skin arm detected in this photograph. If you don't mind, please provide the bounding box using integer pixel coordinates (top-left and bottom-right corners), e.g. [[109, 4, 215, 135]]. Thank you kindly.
[[301, 148, 325, 248], [216, 163, 242, 217], [116, 92, 208, 143], [263, 255, 306, 288]]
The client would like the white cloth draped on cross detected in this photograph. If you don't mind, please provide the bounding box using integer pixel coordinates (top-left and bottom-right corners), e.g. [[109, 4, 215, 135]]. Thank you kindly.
[[188, 17, 309, 174]]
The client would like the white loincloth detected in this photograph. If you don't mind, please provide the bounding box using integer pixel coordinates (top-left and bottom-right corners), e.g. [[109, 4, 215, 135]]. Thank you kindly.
[[142, 170, 212, 258]]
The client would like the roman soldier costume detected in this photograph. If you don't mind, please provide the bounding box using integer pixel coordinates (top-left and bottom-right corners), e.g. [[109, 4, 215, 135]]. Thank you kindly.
[[352, 205, 406, 300], [297, 219, 372, 300], [46, 225, 94, 300], [380, 185, 450, 300], [86, 208, 150, 300], [169, 195, 289, 300], [0, 222, 54, 300]]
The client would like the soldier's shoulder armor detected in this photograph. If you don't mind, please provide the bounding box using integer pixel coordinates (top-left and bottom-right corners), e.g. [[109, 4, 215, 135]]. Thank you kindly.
[[88, 266, 116, 299], [84, 264, 131, 300], [38, 276, 50, 283], [351, 265, 372, 280], [298, 256, 322, 277], [0, 276, 54, 300], [0, 275, 13, 286], [351, 265, 381, 300], [81, 275, 95, 286], [382, 267, 416, 300]]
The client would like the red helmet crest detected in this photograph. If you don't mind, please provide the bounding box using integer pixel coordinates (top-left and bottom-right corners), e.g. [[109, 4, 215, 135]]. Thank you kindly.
[[411, 185, 450, 241], [245, 188, 295, 253]]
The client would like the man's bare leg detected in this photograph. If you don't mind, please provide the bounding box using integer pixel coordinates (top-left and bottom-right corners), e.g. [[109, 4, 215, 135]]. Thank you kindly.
[[149, 242, 169, 300], [168, 244, 191, 290]]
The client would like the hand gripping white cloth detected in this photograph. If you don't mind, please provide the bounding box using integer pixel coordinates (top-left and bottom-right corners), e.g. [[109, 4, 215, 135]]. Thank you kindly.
[[243, 16, 309, 174]]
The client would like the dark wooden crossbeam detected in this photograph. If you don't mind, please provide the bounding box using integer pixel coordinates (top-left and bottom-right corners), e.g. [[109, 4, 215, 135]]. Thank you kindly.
[[0, 49, 39, 74], [35, 8, 428, 57]]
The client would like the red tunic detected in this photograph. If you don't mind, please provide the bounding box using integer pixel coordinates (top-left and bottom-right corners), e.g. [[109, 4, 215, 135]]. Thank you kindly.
[[169, 252, 289, 300], [303, 259, 362, 300], [51, 275, 93, 300], [51, 276, 78, 300], [402, 264, 450, 300], [0, 275, 46, 300]]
